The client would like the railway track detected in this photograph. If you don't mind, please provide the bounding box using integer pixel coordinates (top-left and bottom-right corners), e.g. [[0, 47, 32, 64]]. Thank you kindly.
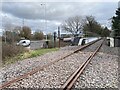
[[61, 39, 104, 90], [0, 38, 102, 89]]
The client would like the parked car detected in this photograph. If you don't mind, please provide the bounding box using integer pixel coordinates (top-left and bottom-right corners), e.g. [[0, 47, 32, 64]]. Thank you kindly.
[[17, 39, 30, 47]]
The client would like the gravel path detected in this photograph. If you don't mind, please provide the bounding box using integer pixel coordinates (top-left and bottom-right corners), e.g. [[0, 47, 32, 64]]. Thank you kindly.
[[73, 40, 119, 88], [7, 40, 103, 88]]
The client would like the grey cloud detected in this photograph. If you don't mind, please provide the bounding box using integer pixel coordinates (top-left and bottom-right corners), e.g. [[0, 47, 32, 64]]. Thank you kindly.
[[1, 2, 106, 20], [1, 2, 118, 33], [2, 2, 117, 20], [2, 2, 46, 19]]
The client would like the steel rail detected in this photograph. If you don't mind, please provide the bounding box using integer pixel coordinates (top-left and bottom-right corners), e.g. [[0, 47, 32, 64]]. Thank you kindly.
[[61, 40, 104, 90], [0, 38, 102, 89]]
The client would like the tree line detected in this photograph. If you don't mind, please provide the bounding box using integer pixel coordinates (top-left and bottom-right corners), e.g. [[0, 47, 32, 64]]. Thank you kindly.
[[2, 26, 45, 43], [111, 7, 120, 37], [2, 15, 111, 44], [62, 15, 110, 37]]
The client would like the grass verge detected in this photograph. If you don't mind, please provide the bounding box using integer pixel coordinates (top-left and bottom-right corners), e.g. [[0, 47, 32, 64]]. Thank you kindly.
[[2, 48, 59, 66]]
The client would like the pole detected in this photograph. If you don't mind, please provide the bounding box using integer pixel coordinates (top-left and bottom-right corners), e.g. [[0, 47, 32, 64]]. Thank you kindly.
[[54, 32, 56, 48], [23, 18, 24, 27], [45, 3, 47, 41], [5, 29, 6, 43], [41, 3, 47, 41], [12, 28, 14, 44], [58, 26, 60, 48], [4, 15, 7, 43]]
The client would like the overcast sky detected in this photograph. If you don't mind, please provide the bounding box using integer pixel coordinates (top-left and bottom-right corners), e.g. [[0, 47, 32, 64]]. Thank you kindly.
[[1, 0, 119, 35]]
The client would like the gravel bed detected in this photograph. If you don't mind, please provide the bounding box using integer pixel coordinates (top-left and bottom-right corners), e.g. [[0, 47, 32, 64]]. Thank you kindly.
[[73, 42, 119, 88], [118, 48, 120, 89], [60, 46, 81, 51], [8, 40, 103, 88], [8, 51, 91, 88], [0, 50, 74, 84]]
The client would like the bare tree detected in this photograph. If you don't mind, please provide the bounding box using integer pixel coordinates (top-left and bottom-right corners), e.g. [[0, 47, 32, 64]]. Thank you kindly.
[[33, 31, 44, 40], [62, 16, 85, 37], [83, 15, 110, 37], [20, 26, 32, 39], [13, 26, 22, 41], [3, 22, 15, 43], [85, 15, 97, 32], [13, 26, 22, 34]]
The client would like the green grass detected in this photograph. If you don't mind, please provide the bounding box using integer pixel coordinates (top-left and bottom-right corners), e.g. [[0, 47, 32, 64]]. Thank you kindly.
[[3, 48, 59, 66], [27, 48, 59, 58]]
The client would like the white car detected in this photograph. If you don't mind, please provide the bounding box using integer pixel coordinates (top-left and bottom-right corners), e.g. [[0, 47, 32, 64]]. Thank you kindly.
[[17, 39, 31, 47]]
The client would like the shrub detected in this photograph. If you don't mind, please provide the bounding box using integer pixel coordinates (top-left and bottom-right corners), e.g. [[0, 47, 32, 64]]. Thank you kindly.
[[2, 43, 25, 60]]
